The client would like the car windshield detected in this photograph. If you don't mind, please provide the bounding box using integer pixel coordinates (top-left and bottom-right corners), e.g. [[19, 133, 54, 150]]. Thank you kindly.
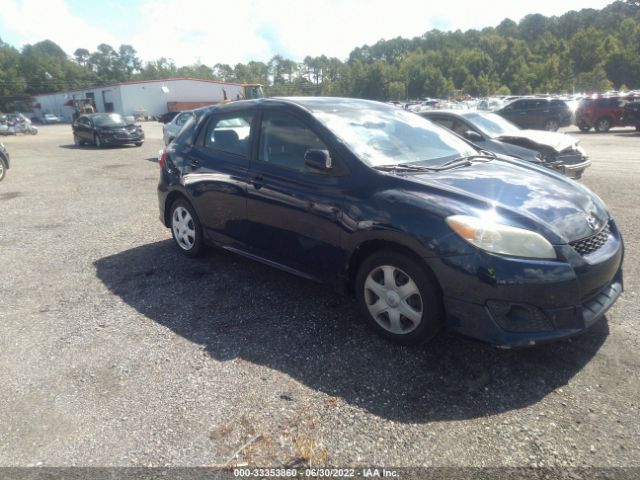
[[93, 113, 127, 127], [465, 112, 521, 137], [312, 101, 477, 167]]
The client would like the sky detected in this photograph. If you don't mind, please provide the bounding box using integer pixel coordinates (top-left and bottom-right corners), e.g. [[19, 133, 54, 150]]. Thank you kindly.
[[0, 0, 615, 66]]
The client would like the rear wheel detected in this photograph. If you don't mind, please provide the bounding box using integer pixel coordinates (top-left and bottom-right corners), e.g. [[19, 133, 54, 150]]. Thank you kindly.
[[73, 133, 83, 146], [135, 141, 143, 147], [578, 122, 591, 132], [0, 158, 6, 181], [595, 117, 612, 133], [356, 250, 443, 345], [170, 199, 204, 257], [94, 133, 102, 148]]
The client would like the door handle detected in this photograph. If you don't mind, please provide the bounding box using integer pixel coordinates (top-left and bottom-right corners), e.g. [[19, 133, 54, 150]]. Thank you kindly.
[[251, 175, 264, 189]]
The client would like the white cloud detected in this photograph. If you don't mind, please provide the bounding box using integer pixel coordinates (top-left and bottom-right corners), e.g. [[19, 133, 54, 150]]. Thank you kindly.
[[0, 0, 118, 55], [0, 0, 613, 65]]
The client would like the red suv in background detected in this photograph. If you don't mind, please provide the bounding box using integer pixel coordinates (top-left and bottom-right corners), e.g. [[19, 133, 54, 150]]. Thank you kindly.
[[575, 94, 640, 132]]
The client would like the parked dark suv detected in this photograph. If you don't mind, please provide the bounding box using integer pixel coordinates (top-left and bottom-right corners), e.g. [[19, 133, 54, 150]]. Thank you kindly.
[[494, 98, 572, 131], [158, 97, 623, 348], [575, 94, 640, 132]]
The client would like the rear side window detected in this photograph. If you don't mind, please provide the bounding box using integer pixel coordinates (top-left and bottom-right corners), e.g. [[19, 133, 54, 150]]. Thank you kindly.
[[203, 113, 253, 158]]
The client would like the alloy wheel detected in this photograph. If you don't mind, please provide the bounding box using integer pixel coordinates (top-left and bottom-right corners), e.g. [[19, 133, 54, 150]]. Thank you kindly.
[[596, 118, 611, 132], [544, 119, 559, 131]]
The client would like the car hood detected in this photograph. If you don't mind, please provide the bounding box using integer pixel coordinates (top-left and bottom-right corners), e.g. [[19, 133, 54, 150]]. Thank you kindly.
[[403, 159, 608, 243], [495, 130, 578, 154]]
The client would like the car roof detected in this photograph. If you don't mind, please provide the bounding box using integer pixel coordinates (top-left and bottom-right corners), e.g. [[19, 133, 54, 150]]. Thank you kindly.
[[420, 109, 490, 119], [197, 97, 391, 116]]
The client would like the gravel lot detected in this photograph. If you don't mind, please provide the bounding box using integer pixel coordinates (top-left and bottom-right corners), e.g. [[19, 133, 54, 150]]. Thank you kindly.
[[0, 122, 638, 468]]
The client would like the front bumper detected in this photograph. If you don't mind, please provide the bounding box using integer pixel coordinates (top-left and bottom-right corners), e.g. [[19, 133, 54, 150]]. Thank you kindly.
[[550, 157, 591, 179], [100, 133, 145, 145], [430, 220, 624, 347]]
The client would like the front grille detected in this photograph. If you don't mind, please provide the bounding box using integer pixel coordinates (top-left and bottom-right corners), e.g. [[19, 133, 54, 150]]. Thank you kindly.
[[570, 224, 611, 256], [557, 152, 584, 165]]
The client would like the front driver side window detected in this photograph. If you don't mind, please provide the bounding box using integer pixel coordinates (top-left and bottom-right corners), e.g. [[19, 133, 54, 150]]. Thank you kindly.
[[259, 111, 329, 173]]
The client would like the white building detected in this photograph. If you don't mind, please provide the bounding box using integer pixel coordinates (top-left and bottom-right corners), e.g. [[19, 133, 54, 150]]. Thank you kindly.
[[33, 78, 246, 122]]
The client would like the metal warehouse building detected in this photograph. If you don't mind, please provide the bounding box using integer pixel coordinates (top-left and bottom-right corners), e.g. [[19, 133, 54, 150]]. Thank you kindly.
[[33, 78, 246, 122]]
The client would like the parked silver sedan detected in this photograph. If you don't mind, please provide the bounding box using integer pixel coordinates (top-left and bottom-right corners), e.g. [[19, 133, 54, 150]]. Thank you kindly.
[[420, 110, 591, 179], [162, 110, 195, 145]]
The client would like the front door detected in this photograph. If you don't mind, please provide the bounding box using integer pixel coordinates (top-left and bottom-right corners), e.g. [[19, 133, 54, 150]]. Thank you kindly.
[[245, 110, 348, 282]]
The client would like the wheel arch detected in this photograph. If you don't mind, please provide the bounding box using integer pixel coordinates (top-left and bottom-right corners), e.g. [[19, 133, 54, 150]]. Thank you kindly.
[[345, 238, 441, 296], [163, 190, 191, 227]]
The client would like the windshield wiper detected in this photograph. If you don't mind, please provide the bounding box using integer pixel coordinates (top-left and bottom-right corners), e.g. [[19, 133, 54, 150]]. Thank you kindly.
[[436, 154, 496, 170], [373, 163, 439, 173]]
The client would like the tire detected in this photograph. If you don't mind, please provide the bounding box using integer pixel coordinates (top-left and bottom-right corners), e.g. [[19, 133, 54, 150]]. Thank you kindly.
[[635, 125, 640, 132], [578, 122, 591, 132], [170, 199, 205, 257], [543, 118, 560, 131], [595, 117, 612, 133], [355, 250, 443, 345], [73, 133, 82, 146], [29, 128, 37, 135], [0, 158, 6, 182], [135, 141, 143, 147], [94, 133, 102, 148]]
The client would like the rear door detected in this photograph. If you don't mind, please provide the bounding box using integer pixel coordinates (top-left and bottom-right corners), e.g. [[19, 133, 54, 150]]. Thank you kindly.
[[244, 109, 349, 282], [182, 109, 255, 246]]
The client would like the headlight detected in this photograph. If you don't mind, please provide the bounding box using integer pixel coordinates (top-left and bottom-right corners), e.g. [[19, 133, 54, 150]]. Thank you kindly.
[[446, 215, 556, 259]]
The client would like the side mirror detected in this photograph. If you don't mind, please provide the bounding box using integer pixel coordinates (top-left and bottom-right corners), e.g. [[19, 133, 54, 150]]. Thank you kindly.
[[304, 149, 332, 171], [463, 130, 483, 141]]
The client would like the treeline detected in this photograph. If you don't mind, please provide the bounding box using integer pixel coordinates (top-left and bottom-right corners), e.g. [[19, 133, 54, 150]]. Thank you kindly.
[[1, 0, 639, 103]]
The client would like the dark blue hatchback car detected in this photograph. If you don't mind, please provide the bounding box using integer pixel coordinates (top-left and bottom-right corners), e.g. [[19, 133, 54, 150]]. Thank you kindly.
[[158, 98, 623, 347]]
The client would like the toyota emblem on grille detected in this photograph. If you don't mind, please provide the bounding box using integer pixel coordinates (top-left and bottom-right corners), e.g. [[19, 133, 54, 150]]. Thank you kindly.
[[586, 214, 599, 230]]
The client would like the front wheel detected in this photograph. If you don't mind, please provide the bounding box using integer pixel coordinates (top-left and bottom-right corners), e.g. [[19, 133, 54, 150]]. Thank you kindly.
[[578, 122, 591, 132], [29, 128, 38, 135], [170, 199, 205, 257], [94, 134, 102, 148], [135, 141, 143, 147], [543, 118, 560, 131], [595, 117, 612, 133], [356, 250, 443, 345], [0, 158, 6, 181], [73, 133, 83, 146]]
